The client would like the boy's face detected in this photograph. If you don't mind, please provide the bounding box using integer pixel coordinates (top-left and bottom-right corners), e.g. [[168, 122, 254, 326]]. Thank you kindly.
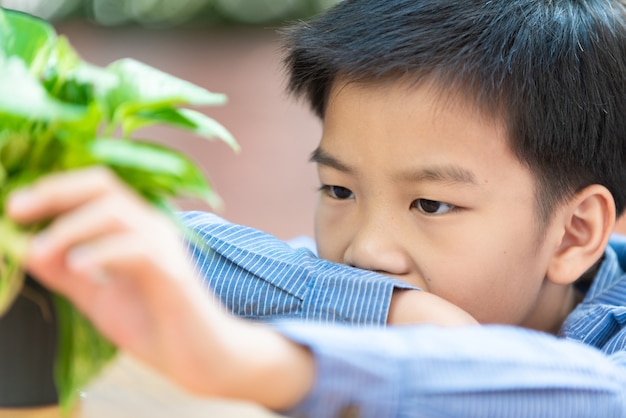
[[313, 80, 561, 326]]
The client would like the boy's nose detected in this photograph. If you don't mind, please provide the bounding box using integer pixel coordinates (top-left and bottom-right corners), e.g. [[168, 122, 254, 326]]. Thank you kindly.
[[343, 220, 412, 276]]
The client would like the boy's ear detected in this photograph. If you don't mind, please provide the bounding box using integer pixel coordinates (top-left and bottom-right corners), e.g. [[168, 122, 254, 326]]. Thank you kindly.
[[546, 184, 616, 286]]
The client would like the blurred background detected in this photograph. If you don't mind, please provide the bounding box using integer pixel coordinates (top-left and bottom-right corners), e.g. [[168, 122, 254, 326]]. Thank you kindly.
[[0, 0, 340, 240]]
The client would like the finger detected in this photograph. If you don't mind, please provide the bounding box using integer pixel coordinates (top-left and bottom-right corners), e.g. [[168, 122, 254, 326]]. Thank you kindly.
[[28, 253, 147, 355], [27, 208, 184, 304], [55, 233, 222, 383], [6, 167, 130, 224], [25, 252, 103, 315], [30, 190, 155, 262], [66, 231, 195, 292], [61, 232, 202, 342], [26, 231, 183, 331]]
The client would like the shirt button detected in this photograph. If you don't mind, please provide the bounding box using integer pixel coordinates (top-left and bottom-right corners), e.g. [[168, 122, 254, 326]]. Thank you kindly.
[[338, 404, 360, 418]]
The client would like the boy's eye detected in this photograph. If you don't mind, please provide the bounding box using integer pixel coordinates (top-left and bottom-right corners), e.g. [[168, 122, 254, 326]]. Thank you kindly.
[[413, 199, 455, 214], [323, 185, 354, 200]]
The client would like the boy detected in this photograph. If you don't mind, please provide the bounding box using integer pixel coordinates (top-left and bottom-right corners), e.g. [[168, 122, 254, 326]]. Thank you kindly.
[[6, 0, 626, 416]]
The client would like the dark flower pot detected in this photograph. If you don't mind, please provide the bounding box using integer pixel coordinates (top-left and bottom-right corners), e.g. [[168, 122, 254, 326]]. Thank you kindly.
[[0, 274, 58, 407]]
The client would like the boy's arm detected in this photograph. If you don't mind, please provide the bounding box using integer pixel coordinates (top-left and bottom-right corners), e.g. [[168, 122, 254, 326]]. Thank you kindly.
[[6, 168, 625, 417], [274, 322, 626, 417], [4, 168, 314, 410], [181, 211, 474, 327]]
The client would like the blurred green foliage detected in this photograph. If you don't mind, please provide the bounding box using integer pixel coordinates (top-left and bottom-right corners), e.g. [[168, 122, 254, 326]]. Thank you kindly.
[[0, 0, 340, 27]]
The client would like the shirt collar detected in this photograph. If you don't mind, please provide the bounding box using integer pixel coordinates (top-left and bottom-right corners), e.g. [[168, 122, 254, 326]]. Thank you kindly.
[[583, 234, 626, 305]]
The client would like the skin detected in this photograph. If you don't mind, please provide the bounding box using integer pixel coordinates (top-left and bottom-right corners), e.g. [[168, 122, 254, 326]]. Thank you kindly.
[[313, 80, 581, 331], [5, 168, 315, 410], [3, 79, 614, 408], [615, 215, 626, 234], [4, 167, 473, 410]]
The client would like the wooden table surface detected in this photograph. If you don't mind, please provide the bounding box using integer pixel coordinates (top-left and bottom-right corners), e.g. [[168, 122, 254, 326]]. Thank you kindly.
[[0, 354, 285, 418]]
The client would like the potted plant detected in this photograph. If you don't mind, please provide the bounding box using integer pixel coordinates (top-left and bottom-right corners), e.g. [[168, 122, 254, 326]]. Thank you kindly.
[[0, 8, 237, 415], [0, 274, 58, 408]]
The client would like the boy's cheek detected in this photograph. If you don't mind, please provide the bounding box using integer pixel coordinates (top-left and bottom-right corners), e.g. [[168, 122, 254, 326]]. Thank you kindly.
[[314, 206, 346, 260], [314, 229, 344, 264]]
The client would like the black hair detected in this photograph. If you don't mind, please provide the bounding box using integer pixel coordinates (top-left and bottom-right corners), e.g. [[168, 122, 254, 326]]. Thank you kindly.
[[282, 0, 626, 223]]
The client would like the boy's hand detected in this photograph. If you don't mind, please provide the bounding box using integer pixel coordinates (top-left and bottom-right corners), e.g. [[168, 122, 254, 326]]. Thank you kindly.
[[5, 167, 314, 410], [388, 289, 478, 326]]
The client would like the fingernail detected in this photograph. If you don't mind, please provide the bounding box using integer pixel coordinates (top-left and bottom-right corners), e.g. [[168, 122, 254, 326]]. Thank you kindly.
[[8, 189, 35, 212], [67, 246, 92, 272], [30, 233, 50, 257], [89, 269, 110, 284]]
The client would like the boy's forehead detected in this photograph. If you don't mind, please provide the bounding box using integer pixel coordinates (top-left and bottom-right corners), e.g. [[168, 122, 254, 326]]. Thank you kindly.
[[318, 77, 558, 234], [323, 79, 512, 158], [326, 77, 507, 135], [318, 78, 537, 192]]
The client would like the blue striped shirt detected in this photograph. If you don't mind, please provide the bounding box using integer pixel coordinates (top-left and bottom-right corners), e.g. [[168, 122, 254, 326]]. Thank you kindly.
[[181, 211, 626, 418]]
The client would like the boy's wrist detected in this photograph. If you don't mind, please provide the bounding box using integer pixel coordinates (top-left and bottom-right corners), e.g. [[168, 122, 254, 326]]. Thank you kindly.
[[388, 289, 477, 326], [194, 314, 315, 411], [237, 323, 315, 411]]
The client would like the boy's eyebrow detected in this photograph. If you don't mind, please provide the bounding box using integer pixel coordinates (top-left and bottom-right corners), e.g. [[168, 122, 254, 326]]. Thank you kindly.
[[311, 146, 479, 186], [309, 147, 353, 172], [401, 165, 479, 186]]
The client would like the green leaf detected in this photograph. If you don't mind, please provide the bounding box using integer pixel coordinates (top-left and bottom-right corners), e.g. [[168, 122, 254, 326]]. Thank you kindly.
[[103, 58, 227, 122], [0, 8, 235, 413], [88, 138, 222, 208], [121, 107, 239, 152], [0, 217, 29, 316], [0, 258, 24, 318], [121, 107, 196, 136], [0, 55, 86, 121], [54, 295, 117, 415], [0, 8, 56, 73], [0, 130, 30, 174], [44, 37, 120, 110], [178, 108, 239, 152]]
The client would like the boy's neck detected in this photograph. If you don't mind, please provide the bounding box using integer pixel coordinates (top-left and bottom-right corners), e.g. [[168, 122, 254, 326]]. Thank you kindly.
[[520, 256, 604, 334], [520, 283, 582, 335]]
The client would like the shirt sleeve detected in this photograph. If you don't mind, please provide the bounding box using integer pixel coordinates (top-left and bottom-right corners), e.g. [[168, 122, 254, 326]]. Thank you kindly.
[[273, 322, 626, 418], [178, 211, 417, 327]]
